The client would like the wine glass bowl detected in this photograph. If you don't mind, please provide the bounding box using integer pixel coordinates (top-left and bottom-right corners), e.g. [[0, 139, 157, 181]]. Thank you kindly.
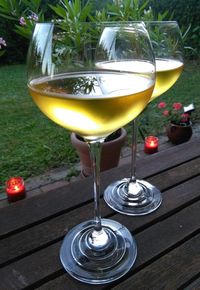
[[28, 23, 155, 141], [104, 21, 184, 216], [148, 21, 184, 100], [27, 21, 155, 284]]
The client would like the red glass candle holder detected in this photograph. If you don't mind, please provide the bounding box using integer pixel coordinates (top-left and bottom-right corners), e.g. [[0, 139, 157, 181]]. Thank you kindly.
[[144, 136, 158, 154], [6, 177, 26, 202]]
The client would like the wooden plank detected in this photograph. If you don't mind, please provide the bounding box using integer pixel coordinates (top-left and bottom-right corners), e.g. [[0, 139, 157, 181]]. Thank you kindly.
[[37, 274, 96, 290], [0, 200, 110, 266], [0, 242, 61, 290], [114, 175, 200, 232], [0, 172, 200, 266], [0, 178, 94, 237], [133, 201, 200, 268], [112, 234, 200, 290], [107, 138, 200, 185], [0, 144, 199, 237], [36, 202, 200, 290], [135, 137, 200, 178], [37, 274, 100, 290], [184, 277, 200, 290], [148, 157, 200, 190], [0, 200, 199, 289]]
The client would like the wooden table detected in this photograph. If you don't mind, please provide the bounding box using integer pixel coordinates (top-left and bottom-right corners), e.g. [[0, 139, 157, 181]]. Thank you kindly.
[[0, 138, 200, 290]]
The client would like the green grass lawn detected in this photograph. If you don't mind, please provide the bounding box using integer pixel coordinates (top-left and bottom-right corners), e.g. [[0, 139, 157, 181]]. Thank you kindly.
[[0, 61, 199, 188], [0, 64, 78, 189]]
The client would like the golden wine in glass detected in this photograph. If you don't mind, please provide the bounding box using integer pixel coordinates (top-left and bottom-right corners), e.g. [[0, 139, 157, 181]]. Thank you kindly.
[[104, 21, 184, 216], [153, 59, 183, 99], [27, 22, 155, 284]]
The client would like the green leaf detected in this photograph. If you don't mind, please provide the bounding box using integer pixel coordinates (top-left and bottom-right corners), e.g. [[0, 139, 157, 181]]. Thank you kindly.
[[0, 12, 16, 20], [139, 0, 149, 12], [49, 5, 67, 18], [21, 0, 42, 12], [0, 51, 5, 57]]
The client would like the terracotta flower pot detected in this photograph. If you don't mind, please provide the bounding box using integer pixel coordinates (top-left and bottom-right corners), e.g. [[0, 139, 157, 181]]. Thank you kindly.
[[71, 128, 127, 177], [166, 122, 193, 145]]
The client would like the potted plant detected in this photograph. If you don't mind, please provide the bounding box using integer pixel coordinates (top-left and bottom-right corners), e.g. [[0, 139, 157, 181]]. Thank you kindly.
[[71, 128, 127, 177], [157, 101, 193, 145]]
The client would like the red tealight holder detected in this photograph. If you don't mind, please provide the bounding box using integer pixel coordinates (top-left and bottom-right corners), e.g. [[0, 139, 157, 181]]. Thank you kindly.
[[6, 177, 26, 202], [144, 136, 158, 154]]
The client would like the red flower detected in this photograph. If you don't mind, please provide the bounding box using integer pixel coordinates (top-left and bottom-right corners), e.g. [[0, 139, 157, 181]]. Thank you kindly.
[[158, 101, 166, 109], [173, 102, 182, 110], [163, 110, 169, 116], [157, 100, 193, 125], [181, 113, 190, 123]]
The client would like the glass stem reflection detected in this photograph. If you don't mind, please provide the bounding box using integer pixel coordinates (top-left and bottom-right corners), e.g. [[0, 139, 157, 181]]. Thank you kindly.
[[88, 141, 110, 248], [129, 119, 137, 183], [128, 119, 141, 195], [88, 141, 103, 232]]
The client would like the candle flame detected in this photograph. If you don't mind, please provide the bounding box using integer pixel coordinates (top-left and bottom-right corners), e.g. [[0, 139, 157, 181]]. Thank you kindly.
[[150, 141, 155, 147]]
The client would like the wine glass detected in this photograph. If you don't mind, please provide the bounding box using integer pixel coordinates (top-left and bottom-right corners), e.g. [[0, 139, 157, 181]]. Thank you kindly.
[[27, 21, 155, 284], [104, 21, 184, 216]]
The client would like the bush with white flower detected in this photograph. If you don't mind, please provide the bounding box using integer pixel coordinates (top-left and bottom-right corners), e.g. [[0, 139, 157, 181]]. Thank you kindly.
[[17, 11, 40, 39], [0, 37, 6, 56]]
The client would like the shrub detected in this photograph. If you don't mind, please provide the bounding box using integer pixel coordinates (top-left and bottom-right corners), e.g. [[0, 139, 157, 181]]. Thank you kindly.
[[0, 0, 48, 64], [1, 0, 199, 64], [149, 0, 200, 58], [0, 20, 28, 64]]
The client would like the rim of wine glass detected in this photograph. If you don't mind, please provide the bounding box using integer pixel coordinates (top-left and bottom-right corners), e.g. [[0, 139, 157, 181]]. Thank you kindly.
[[34, 20, 181, 29], [32, 21, 150, 40], [32, 21, 153, 46], [144, 20, 182, 34], [144, 20, 182, 33], [144, 20, 179, 24], [35, 20, 148, 27], [144, 20, 184, 57]]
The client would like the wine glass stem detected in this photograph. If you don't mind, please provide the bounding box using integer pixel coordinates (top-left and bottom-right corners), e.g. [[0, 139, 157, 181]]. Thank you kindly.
[[88, 141, 103, 232], [129, 119, 137, 183]]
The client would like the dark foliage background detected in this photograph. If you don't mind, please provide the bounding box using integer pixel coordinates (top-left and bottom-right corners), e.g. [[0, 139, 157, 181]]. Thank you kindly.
[[150, 0, 200, 57], [0, 0, 59, 64], [0, 0, 199, 64]]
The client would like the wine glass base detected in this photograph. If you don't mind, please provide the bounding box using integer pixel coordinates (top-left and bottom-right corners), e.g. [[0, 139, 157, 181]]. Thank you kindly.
[[104, 178, 162, 216], [60, 218, 137, 284]]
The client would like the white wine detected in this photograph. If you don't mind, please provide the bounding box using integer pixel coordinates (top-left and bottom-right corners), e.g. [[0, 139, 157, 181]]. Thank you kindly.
[[151, 59, 184, 100], [29, 68, 154, 140]]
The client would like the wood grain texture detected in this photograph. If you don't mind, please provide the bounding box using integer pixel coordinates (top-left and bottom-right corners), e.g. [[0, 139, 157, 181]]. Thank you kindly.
[[0, 139, 200, 290]]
